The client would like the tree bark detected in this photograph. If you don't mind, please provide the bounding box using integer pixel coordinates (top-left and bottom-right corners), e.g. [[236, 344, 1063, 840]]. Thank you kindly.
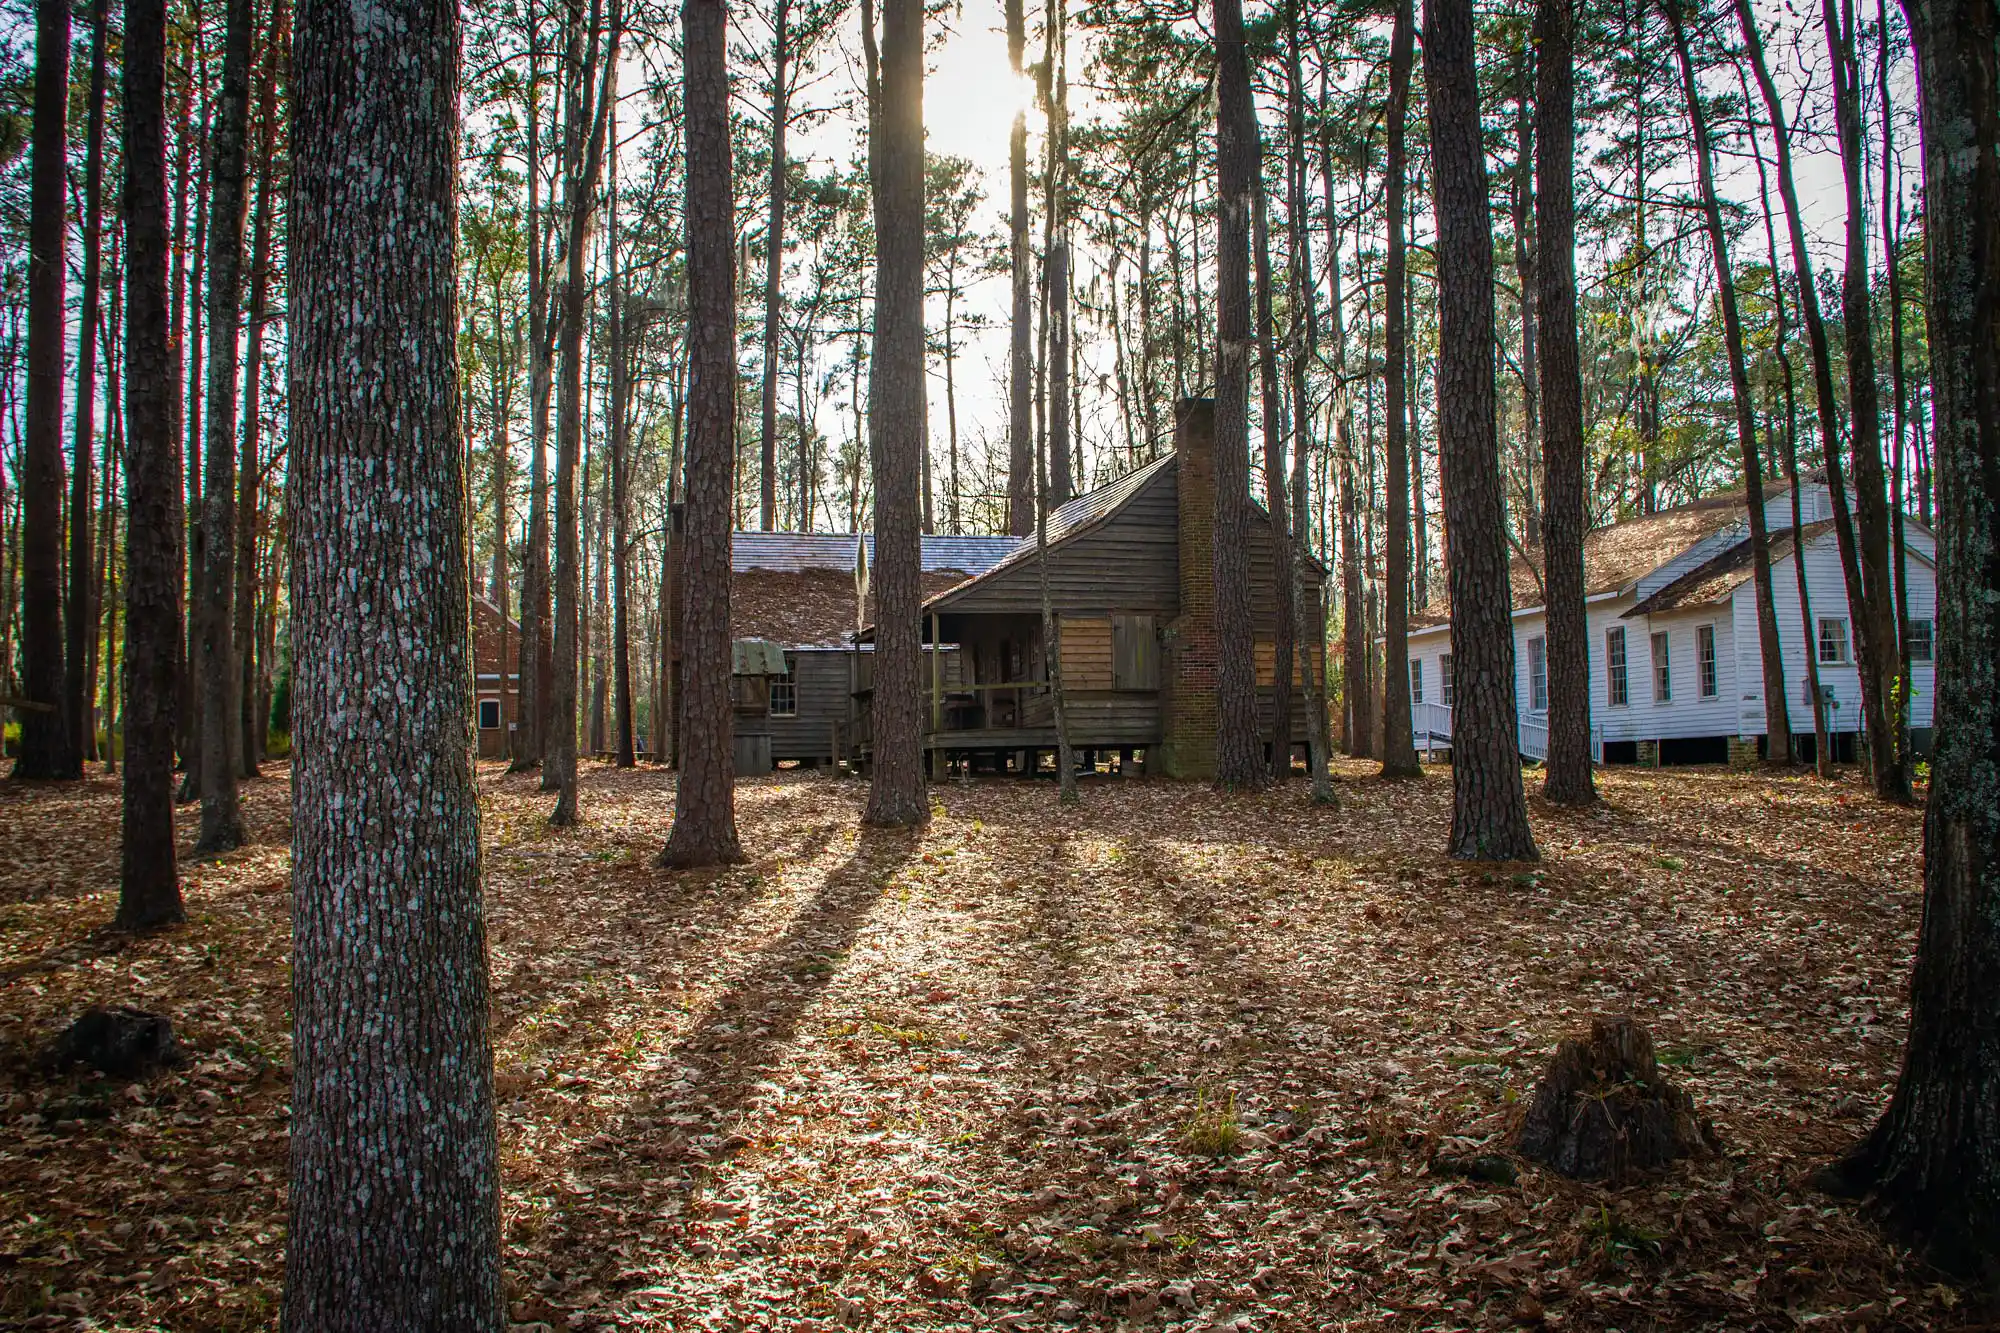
[[1824, 0, 1909, 799], [1005, 0, 1033, 535], [660, 0, 747, 865], [15, 0, 78, 780], [1733, 0, 1884, 786], [513, 36, 551, 772], [1211, 0, 1265, 790], [284, 0, 501, 1315], [194, 0, 256, 852], [1379, 0, 1420, 780], [1425, 0, 1537, 861], [1819, 0, 2000, 1274], [67, 0, 110, 765], [863, 0, 930, 826], [606, 66, 635, 769], [548, 0, 618, 825], [1535, 0, 1595, 804], [1254, 174, 1297, 780], [1041, 244, 1078, 807], [1662, 0, 1792, 767], [119, 0, 184, 930], [758, 0, 789, 532]]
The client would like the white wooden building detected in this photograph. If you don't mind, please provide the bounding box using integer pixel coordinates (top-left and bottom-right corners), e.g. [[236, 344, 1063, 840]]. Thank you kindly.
[[1398, 481, 1936, 766]]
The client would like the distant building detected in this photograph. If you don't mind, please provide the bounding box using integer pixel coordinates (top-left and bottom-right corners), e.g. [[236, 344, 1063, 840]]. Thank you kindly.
[[472, 594, 521, 759], [1396, 481, 1936, 766]]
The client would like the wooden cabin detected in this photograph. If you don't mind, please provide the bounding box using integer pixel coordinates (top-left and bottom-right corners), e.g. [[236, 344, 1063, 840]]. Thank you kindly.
[[855, 398, 1326, 779], [472, 594, 523, 759], [667, 530, 1019, 769]]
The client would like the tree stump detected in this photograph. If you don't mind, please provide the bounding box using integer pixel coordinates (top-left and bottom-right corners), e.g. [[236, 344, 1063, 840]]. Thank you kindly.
[[43, 1006, 185, 1078], [1514, 1017, 1713, 1181]]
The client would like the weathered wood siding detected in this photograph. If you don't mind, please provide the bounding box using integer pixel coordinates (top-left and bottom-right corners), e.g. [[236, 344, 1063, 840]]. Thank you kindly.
[[1060, 616, 1115, 689], [769, 650, 853, 761], [943, 471, 1182, 615]]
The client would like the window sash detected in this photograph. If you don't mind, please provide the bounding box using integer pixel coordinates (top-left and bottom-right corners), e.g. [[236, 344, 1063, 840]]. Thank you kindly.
[[1697, 625, 1718, 698], [1908, 618, 1934, 662], [769, 659, 798, 717], [1651, 631, 1672, 702], [478, 699, 502, 730], [1606, 627, 1629, 706], [1409, 657, 1424, 706], [1528, 636, 1548, 712], [1818, 617, 1851, 664], [1440, 654, 1455, 707]]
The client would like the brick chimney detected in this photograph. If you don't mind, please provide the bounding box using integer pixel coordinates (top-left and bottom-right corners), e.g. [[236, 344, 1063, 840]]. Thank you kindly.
[[1159, 398, 1218, 779]]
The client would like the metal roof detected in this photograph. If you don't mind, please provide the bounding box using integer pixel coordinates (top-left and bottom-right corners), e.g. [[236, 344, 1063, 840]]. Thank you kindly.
[[730, 530, 1021, 576]]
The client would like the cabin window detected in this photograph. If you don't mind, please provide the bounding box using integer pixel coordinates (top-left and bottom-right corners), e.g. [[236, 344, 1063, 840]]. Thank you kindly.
[[1112, 614, 1159, 690], [1697, 625, 1718, 698], [478, 698, 502, 731], [1606, 626, 1629, 706], [1908, 618, 1933, 662], [1651, 631, 1672, 702], [769, 658, 798, 718], [1439, 654, 1455, 707], [1409, 658, 1424, 706], [1527, 636, 1548, 712], [1818, 617, 1851, 664]]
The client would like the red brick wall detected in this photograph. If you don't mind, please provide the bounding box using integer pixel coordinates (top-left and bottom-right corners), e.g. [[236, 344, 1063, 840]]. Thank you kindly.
[[1160, 398, 1219, 779], [473, 596, 521, 757]]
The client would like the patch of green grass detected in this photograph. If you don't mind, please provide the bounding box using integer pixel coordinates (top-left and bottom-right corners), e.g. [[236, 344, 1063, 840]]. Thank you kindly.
[[1653, 855, 1685, 872], [1584, 1205, 1665, 1262], [1182, 1087, 1241, 1156]]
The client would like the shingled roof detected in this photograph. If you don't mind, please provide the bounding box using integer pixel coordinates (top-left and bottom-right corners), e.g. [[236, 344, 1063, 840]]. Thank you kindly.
[[1625, 521, 1834, 617], [1409, 494, 1749, 628], [725, 530, 1018, 651]]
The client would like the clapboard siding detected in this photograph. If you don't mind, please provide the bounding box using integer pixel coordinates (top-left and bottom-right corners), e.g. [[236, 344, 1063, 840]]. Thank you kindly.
[[768, 650, 853, 760], [944, 471, 1181, 615], [1060, 616, 1115, 689]]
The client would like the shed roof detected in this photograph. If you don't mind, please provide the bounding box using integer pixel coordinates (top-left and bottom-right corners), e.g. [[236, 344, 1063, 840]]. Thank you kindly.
[[1625, 521, 1834, 617], [729, 563, 1000, 651], [732, 530, 1021, 576], [1409, 494, 1749, 628]]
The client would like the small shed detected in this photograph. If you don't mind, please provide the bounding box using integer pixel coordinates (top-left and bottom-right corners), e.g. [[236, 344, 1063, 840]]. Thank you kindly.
[[731, 638, 790, 775]]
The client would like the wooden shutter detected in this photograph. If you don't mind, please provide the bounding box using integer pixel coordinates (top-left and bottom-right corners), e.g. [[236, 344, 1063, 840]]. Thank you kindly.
[[1112, 614, 1159, 690]]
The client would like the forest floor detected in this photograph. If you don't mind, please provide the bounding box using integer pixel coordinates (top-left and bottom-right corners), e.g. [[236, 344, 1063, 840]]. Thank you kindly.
[[0, 758, 1972, 1331]]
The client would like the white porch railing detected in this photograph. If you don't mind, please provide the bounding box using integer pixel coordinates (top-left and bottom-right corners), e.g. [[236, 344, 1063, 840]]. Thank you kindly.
[[1407, 702, 1585, 766]]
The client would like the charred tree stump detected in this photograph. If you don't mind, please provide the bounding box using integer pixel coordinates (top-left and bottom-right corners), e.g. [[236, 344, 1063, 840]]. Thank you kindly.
[[1515, 1017, 1713, 1181], [44, 1006, 186, 1078]]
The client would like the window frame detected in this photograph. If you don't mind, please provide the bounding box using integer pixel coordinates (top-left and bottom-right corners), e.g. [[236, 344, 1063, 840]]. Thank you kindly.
[[1818, 616, 1852, 665], [1409, 656, 1425, 706], [1907, 617, 1934, 663], [1527, 635, 1549, 713], [1440, 653, 1455, 708], [478, 698, 502, 731], [768, 656, 799, 718], [1696, 624, 1718, 698], [1606, 626, 1629, 707], [1651, 629, 1672, 703]]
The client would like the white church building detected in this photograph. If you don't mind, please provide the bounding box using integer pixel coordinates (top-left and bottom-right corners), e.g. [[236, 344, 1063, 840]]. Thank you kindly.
[[1400, 480, 1936, 766]]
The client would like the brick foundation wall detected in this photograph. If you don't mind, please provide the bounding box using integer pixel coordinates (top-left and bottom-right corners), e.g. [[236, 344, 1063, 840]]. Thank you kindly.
[[1159, 399, 1218, 780]]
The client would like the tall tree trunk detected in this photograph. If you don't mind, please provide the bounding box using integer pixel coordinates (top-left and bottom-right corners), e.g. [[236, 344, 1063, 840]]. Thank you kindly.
[[758, 0, 789, 531], [1535, 0, 1595, 804], [1819, 0, 2000, 1271], [1379, 0, 1420, 780], [180, 56, 212, 800], [236, 0, 286, 779], [1733, 0, 1884, 787], [1211, 0, 1265, 790], [1878, 0, 1914, 761], [513, 36, 550, 772], [1824, 0, 1909, 799], [119, 0, 184, 929], [1425, 0, 1537, 861], [1042, 239, 1078, 807], [194, 0, 256, 852], [67, 0, 110, 765], [1510, 45, 1541, 547], [607, 68, 634, 769], [660, 0, 746, 864], [1254, 174, 1297, 779], [1285, 0, 1334, 803], [15, 0, 77, 779], [1005, 0, 1033, 535], [862, 0, 930, 826], [1663, 0, 1792, 766], [548, 0, 617, 825], [285, 0, 501, 1309]]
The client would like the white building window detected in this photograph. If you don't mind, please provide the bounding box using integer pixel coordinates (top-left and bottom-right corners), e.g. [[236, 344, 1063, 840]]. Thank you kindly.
[[1818, 617, 1851, 665], [1409, 657, 1425, 706], [1907, 618, 1933, 662], [769, 658, 798, 717], [1440, 654, 1455, 707], [1651, 630, 1672, 703], [1527, 636, 1548, 712], [1606, 626, 1629, 707], [478, 698, 502, 730], [1697, 624, 1718, 698]]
